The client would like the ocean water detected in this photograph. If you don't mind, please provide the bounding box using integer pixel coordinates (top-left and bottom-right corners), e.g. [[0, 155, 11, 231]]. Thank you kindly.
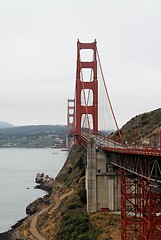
[[0, 148, 68, 233]]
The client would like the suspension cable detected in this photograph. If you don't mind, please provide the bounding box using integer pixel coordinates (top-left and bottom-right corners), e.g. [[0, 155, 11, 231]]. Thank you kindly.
[[78, 47, 92, 137], [82, 53, 94, 128], [80, 67, 92, 137], [96, 47, 123, 142]]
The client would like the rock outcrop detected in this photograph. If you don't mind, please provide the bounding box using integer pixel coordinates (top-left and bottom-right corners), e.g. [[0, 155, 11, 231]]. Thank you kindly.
[[35, 172, 55, 193], [26, 198, 44, 215], [25, 173, 54, 215]]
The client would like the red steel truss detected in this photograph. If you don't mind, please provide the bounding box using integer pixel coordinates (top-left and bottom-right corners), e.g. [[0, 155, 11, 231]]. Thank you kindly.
[[141, 177, 161, 239], [120, 159, 161, 240], [121, 170, 142, 239], [75, 40, 98, 143]]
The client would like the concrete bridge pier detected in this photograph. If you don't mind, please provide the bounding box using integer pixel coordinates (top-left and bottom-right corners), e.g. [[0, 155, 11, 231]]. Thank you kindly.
[[107, 165, 116, 211], [86, 138, 97, 213], [86, 138, 120, 213]]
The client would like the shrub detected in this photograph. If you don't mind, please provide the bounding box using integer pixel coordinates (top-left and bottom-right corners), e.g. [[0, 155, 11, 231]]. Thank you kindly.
[[78, 188, 87, 204], [141, 118, 149, 126], [55, 213, 96, 240]]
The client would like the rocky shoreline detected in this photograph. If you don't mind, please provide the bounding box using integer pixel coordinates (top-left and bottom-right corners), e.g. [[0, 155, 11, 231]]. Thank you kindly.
[[0, 172, 55, 240], [26, 173, 55, 214], [0, 231, 12, 240], [0, 217, 27, 240]]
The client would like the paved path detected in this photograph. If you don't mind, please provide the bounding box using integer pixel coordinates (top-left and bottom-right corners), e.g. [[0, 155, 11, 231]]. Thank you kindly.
[[29, 189, 74, 240]]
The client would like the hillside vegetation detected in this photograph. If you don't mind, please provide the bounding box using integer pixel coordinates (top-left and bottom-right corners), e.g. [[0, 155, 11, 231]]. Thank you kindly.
[[13, 144, 120, 240], [111, 108, 161, 147], [5, 108, 161, 239]]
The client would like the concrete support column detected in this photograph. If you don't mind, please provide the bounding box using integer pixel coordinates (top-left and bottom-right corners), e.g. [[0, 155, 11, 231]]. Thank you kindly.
[[108, 177, 114, 210], [107, 165, 116, 211], [86, 138, 97, 213]]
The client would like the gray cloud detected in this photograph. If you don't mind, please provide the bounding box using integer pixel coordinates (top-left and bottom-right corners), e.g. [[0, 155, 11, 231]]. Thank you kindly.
[[0, 0, 161, 128]]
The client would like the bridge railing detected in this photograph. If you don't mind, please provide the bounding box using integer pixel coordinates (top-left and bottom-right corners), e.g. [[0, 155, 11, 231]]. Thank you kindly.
[[80, 132, 161, 183]]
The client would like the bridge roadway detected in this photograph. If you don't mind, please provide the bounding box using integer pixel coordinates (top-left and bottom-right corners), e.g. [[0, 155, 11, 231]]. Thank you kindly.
[[80, 133, 161, 184], [80, 133, 161, 156], [82, 133, 161, 239]]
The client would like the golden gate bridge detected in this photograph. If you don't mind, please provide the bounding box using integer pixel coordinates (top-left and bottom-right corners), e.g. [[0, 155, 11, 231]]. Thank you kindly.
[[67, 40, 161, 240]]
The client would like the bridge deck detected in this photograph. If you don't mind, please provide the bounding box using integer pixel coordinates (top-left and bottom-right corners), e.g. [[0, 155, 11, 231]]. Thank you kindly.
[[80, 134, 161, 157]]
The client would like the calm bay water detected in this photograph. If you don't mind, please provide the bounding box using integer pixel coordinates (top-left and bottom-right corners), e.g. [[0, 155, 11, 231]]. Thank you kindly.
[[0, 148, 67, 233]]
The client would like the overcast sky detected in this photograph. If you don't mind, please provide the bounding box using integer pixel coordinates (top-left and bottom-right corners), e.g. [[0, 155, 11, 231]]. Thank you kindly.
[[0, 0, 161, 128]]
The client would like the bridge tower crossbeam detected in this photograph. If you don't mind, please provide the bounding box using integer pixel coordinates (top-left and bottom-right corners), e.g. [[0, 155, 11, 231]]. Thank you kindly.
[[75, 40, 98, 144], [66, 99, 75, 147]]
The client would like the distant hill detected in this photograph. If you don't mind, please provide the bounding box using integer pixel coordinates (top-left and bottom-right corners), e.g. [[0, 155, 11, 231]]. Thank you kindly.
[[0, 124, 67, 138], [0, 125, 67, 148], [0, 121, 14, 129], [110, 108, 161, 147]]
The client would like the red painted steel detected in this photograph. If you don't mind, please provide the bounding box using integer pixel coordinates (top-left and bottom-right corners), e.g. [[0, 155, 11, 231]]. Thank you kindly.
[[120, 161, 161, 239], [121, 169, 126, 240], [103, 146, 161, 157], [141, 177, 161, 240], [80, 136, 161, 239], [121, 170, 142, 240], [75, 40, 98, 144], [121, 169, 161, 240], [70, 40, 161, 239], [67, 99, 75, 147], [80, 134, 88, 149]]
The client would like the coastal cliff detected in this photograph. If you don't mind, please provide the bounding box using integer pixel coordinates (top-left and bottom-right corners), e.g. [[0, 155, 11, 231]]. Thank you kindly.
[[4, 144, 120, 240], [1, 108, 160, 239]]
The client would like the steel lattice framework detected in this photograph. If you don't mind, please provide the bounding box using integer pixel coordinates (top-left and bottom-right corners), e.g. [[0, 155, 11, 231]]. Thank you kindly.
[[111, 151, 161, 240]]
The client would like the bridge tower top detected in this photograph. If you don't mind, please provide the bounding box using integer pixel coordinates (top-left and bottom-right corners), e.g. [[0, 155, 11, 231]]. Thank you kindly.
[[75, 40, 98, 143]]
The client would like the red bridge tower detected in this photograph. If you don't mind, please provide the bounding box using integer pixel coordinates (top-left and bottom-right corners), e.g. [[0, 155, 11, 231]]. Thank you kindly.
[[75, 40, 98, 143]]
